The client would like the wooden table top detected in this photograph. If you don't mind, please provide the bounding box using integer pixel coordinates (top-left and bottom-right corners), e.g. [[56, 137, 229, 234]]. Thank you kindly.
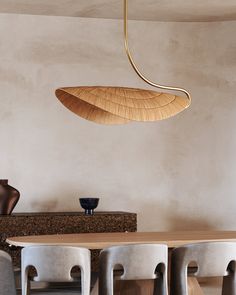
[[6, 231, 236, 249]]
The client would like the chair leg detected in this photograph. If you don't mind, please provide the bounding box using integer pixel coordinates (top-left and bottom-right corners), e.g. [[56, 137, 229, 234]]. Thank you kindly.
[[21, 267, 30, 295], [81, 266, 91, 295], [222, 271, 236, 295], [26, 279, 30, 295]]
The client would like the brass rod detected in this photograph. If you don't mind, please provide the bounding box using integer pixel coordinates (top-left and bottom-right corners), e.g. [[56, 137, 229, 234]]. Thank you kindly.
[[123, 0, 191, 101]]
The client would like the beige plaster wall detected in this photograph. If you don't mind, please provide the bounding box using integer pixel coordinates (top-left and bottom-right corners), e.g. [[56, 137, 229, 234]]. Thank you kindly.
[[0, 14, 236, 231]]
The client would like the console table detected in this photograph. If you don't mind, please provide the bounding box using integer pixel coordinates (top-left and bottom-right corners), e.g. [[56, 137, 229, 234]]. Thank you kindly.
[[0, 211, 137, 269]]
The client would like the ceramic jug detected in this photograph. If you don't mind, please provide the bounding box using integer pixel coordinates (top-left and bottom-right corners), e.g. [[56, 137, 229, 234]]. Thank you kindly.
[[0, 179, 20, 215]]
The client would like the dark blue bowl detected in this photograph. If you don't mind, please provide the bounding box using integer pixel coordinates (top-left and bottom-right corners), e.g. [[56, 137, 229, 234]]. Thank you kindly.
[[79, 198, 99, 215]]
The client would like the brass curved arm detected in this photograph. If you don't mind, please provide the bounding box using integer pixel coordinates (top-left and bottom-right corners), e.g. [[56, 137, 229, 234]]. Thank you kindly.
[[124, 0, 191, 101]]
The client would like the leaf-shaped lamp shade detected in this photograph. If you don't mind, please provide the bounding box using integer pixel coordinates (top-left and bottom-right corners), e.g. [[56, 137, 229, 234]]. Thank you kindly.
[[55, 86, 190, 124]]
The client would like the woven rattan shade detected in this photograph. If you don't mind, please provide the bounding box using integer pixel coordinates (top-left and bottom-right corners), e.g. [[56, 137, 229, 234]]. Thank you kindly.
[[55, 86, 190, 124]]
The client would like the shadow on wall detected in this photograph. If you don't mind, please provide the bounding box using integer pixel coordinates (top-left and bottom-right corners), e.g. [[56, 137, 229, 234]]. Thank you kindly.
[[30, 198, 59, 211], [138, 202, 214, 231], [168, 215, 214, 231], [30, 190, 86, 212]]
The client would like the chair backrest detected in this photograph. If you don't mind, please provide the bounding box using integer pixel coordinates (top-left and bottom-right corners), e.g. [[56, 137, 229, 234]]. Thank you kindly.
[[21, 246, 90, 295], [170, 242, 236, 295], [99, 243, 168, 295], [0, 250, 16, 295]]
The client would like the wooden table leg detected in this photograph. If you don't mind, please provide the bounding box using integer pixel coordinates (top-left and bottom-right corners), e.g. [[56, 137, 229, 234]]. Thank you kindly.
[[116, 278, 205, 295], [114, 280, 154, 295], [90, 277, 154, 295], [188, 277, 204, 295], [114, 278, 204, 295], [91, 279, 98, 295], [93, 277, 204, 295]]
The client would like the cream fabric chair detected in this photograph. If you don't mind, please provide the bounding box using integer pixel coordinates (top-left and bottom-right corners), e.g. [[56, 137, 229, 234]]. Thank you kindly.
[[21, 245, 91, 295], [0, 250, 17, 295], [170, 242, 236, 295], [99, 244, 168, 295]]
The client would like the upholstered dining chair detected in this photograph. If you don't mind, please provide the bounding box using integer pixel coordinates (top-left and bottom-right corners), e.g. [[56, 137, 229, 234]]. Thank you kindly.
[[170, 242, 236, 295], [0, 250, 17, 295], [21, 245, 91, 295], [99, 244, 168, 295]]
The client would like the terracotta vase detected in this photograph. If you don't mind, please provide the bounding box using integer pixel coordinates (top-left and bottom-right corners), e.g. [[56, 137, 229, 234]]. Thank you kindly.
[[0, 179, 20, 215]]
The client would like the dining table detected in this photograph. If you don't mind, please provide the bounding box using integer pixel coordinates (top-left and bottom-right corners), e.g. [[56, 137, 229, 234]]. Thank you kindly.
[[7, 230, 236, 295]]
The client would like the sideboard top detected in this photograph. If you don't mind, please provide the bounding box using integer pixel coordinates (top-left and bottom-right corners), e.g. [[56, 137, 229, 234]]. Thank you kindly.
[[0, 211, 136, 217]]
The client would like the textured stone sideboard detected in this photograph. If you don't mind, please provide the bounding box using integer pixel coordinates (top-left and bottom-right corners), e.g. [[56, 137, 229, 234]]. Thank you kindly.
[[0, 211, 137, 269]]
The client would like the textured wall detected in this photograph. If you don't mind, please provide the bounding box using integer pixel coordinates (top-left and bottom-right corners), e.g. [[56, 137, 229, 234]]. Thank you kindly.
[[0, 14, 236, 231], [1, 0, 236, 21]]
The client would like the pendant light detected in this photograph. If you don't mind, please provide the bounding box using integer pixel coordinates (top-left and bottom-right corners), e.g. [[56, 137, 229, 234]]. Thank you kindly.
[[55, 0, 191, 124]]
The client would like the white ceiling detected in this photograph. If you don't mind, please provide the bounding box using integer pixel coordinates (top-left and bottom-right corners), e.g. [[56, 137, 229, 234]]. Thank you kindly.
[[0, 0, 236, 22]]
